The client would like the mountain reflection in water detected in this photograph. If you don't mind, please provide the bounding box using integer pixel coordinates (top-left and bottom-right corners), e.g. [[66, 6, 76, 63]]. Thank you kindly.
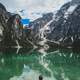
[[0, 48, 80, 80]]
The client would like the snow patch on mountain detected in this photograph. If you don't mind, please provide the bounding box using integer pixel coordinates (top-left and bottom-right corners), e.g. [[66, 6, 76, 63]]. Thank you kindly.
[[64, 5, 77, 19]]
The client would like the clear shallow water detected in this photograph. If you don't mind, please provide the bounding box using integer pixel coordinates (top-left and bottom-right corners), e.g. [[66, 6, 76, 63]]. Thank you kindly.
[[0, 48, 80, 80]]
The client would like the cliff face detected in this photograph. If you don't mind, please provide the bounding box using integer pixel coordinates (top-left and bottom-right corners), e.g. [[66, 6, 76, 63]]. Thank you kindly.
[[0, 3, 8, 42]]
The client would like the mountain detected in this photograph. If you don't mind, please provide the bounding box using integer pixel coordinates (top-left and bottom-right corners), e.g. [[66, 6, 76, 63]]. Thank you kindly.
[[1, 1, 80, 48], [0, 3, 33, 48], [28, 0, 80, 48], [29, 13, 53, 43], [45, 1, 80, 48]]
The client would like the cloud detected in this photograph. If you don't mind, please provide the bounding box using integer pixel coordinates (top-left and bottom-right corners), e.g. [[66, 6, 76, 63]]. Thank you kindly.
[[0, 0, 71, 20]]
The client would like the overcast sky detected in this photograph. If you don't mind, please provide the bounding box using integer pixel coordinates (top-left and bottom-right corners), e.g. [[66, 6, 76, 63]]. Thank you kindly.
[[0, 0, 71, 20]]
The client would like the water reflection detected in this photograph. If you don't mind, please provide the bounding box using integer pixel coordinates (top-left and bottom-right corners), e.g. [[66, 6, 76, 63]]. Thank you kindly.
[[0, 48, 80, 80]]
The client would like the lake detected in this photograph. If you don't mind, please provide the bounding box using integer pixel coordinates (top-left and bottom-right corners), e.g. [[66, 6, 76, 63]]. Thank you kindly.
[[0, 48, 80, 80]]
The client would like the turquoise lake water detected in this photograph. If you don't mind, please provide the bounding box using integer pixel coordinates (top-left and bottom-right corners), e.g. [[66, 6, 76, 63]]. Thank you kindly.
[[0, 48, 80, 80]]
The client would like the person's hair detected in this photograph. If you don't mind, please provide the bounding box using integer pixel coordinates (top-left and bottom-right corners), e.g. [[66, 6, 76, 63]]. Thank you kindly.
[[39, 75, 43, 80]]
